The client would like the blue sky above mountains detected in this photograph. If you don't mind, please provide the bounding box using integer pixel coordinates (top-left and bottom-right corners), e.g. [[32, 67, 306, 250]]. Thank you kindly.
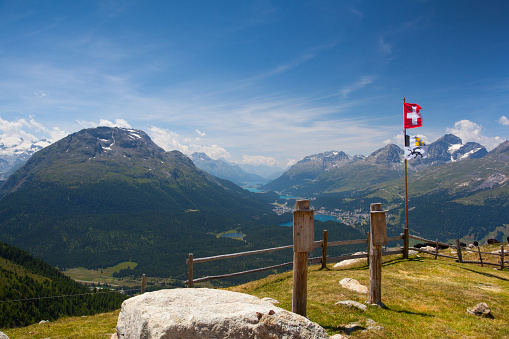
[[0, 0, 508, 168]]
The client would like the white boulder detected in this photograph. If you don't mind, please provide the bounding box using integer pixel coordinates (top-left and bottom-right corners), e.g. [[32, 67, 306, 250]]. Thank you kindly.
[[116, 288, 329, 339]]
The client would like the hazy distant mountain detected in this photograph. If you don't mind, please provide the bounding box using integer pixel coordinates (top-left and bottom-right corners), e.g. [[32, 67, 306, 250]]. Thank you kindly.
[[238, 163, 286, 181], [261, 150, 358, 193], [263, 134, 490, 196], [190, 152, 264, 185], [0, 127, 274, 277]]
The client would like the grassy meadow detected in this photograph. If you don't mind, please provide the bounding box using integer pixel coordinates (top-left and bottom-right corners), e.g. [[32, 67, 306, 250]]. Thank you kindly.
[[3, 247, 509, 338]]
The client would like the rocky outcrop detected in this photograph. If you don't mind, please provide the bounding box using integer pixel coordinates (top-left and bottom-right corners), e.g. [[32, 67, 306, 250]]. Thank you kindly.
[[116, 288, 329, 339]]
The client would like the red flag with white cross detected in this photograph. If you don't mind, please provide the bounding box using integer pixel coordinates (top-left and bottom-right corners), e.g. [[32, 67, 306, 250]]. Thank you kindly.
[[404, 103, 422, 129]]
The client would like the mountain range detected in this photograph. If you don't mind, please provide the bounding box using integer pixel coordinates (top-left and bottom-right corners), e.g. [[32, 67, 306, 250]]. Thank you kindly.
[[0, 127, 507, 279], [262, 134, 507, 243], [262, 134, 489, 196], [0, 127, 284, 278]]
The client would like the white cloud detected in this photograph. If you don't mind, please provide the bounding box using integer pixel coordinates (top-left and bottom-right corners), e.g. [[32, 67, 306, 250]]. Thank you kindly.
[[241, 155, 277, 166], [498, 116, 509, 126], [196, 129, 206, 137], [147, 126, 189, 154], [77, 119, 132, 129], [286, 159, 297, 168], [0, 116, 70, 152], [147, 126, 231, 160], [191, 144, 231, 160], [446, 120, 504, 150], [99, 119, 132, 128], [33, 91, 47, 98]]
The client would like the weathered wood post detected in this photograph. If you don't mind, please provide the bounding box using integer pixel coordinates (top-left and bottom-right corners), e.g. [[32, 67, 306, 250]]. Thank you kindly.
[[477, 246, 484, 267], [369, 203, 387, 306], [435, 239, 439, 259], [321, 230, 328, 269], [501, 246, 505, 270], [141, 274, 146, 294], [293, 200, 315, 317], [456, 239, 463, 263], [187, 253, 194, 288], [367, 232, 370, 266], [403, 227, 409, 259]]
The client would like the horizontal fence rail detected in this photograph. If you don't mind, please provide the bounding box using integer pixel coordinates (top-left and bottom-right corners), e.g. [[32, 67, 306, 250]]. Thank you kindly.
[[407, 234, 506, 269], [190, 244, 293, 264], [186, 231, 406, 286], [186, 228, 506, 287]]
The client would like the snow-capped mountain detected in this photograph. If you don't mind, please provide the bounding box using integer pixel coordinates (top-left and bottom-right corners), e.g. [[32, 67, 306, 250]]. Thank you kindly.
[[0, 137, 52, 180]]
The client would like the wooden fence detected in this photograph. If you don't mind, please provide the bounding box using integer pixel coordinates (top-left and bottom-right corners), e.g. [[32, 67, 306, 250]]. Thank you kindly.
[[408, 234, 508, 269], [185, 231, 404, 287], [186, 232, 508, 287]]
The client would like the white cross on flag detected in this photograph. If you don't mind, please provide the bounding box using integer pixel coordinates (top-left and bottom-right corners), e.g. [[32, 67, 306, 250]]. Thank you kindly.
[[404, 103, 422, 129]]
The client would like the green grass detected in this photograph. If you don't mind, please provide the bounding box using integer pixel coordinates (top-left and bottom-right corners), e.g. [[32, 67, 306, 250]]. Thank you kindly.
[[2, 310, 119, 339], [228, 251, 509, 338], [63, 261, 138, 286], [3, 250, 509, 338]]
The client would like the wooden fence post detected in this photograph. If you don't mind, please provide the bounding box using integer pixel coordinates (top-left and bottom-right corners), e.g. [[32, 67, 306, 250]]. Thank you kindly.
[[322, 230, 328, 269], [501, 245, 504, 270], [369, 203, 387, 306], [292, 200, 314, 317], [187, 253, 194, 288], [456, 239, 463, 263], [367, 232, 370, 267], [477, 246, 484, 267], [435, 239, 439, 260], [141, 274, 146, 294], [403, 227, 409, 259]]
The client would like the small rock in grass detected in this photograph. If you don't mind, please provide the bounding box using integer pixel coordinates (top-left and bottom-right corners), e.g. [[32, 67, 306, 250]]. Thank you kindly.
[[339, 278, 368, 294], [467, 302, 493, 318]]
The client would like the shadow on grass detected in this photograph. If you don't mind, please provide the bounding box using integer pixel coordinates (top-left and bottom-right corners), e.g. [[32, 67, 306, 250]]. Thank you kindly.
[[384, 306, 434, 317], [454, 265, 509, 281]]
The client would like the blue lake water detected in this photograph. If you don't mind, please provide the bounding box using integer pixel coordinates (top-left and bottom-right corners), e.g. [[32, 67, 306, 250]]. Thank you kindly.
[[243, 187, 263, 193], [280, 215, 338, 226]]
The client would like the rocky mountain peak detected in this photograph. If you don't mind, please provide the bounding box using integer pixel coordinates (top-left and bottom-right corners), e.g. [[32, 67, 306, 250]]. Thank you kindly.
[[366, 144, 403, 164]]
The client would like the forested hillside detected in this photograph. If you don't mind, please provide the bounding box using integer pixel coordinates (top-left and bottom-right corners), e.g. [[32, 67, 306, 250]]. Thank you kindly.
[[0, 241, 126, 328]]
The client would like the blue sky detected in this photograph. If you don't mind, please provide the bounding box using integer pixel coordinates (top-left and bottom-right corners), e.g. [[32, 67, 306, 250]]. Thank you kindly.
[[1, 0, 508, 168]]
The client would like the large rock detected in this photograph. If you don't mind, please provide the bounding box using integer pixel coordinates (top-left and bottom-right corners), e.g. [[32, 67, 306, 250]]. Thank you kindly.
[[0, 332, 9, 339], [339, 278, 368, 294], [116, 288, 329, 339]]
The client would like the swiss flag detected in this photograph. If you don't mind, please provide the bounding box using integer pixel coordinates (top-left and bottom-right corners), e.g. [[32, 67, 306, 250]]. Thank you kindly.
[[404, 103, 422, 129]]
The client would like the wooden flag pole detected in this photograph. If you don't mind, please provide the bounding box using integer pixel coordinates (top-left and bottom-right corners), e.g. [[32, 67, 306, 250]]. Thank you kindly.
[[403, 97, 409, 259]]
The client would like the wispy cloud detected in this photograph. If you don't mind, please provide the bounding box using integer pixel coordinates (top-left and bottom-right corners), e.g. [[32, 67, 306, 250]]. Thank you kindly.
[[378, 36, 392, 54], [339, 76, 376, 98]]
